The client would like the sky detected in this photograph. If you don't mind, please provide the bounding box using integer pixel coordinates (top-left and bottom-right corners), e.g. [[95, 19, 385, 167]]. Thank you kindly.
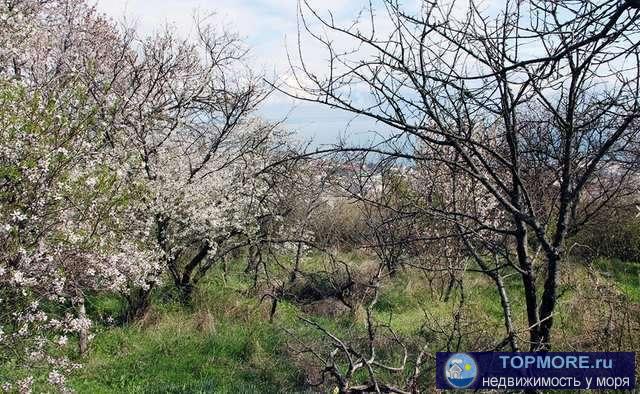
[[93, 0, 384, 146]]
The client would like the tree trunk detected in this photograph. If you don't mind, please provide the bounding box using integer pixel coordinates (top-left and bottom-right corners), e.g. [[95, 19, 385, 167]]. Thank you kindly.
[[176, 241, 210, 305], [178, 281, 194, 305], [514, 221, 541, 350], [76, 296, 89, 356], [244, 244, 259, 274], [493, 273, 518, 351], [125, 286, 153, 322], [442, 273, 456, 302], [289, 241, 303, 283], [535, 251, 560, 350]]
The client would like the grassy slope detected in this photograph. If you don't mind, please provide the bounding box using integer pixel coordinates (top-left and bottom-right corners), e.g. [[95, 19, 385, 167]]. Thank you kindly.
[[593, 258, 640, 302], [57, 256, 639, 393], [70, 275, 306, 393]]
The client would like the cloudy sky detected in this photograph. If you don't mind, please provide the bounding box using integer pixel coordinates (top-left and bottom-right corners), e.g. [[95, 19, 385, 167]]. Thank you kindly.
[[93, 0, 384, 146]]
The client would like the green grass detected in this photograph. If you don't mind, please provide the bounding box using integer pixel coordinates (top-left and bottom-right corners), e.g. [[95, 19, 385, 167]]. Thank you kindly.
[[68, 264, 307, 393], [70, 309, 304, 393], [5, 254, 636, 392], [66, 257, 391, 392], [593, 258, 640, 302]]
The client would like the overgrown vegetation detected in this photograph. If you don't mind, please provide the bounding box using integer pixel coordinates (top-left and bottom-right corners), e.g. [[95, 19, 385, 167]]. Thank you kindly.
[[14, 256, 634, 392], [1, 0, 639, 392]]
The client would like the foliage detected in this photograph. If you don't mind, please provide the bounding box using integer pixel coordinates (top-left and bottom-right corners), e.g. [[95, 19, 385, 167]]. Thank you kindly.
[[1, 0, 639, 392], [0, 78, 158, 393]]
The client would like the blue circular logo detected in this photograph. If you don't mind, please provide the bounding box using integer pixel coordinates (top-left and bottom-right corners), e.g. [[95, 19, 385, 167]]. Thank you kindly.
[[445, 353, 478, 389]]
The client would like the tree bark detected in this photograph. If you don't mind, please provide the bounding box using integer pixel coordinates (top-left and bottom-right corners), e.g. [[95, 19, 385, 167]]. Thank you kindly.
[[125, 286, 153, 322], [176, 241, 210, 305], [513, 220, 541, 351], [536, 252, 560, 350], [76, 296, 88, 356], [494, 273, 518, 352]]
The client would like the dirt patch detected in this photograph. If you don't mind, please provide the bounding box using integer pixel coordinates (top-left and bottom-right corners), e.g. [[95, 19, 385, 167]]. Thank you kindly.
[[300, 297, 351, 318]]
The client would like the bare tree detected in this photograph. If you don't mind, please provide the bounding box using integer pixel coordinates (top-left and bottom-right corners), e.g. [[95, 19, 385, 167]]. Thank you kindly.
[[285, 0, 640, 351]]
